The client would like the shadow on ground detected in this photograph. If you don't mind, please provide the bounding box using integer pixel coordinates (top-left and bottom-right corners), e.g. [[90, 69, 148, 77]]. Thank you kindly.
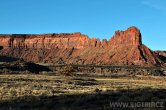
[[0, 88, 165, 110], [0, 55, 19, 62], [0, 55, 51, 73]]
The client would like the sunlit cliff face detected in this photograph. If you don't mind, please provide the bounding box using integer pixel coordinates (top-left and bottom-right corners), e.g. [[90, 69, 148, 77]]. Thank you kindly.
[[0, 27, 164, 66]]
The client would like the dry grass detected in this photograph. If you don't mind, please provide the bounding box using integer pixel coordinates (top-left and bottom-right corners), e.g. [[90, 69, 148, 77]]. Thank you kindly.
[[0, 74, 166, 101], [0, 74, 166, 109]]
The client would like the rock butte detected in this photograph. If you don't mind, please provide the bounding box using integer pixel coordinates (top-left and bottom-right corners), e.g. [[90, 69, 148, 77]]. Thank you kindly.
[[0, 26, 165, 66]]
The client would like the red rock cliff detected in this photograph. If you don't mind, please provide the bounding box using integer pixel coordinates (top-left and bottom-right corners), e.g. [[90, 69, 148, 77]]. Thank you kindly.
[[109, 26, 142, 46], [0, 26, 164, 66], [0, 32, 102, 49]]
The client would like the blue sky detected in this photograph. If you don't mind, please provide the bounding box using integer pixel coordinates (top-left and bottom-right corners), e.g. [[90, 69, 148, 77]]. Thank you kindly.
[[0, 0, 165, 50]]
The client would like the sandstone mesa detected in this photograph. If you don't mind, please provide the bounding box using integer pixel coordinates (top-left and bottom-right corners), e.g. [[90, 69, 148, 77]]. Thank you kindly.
[[0, 26, 165, 66]]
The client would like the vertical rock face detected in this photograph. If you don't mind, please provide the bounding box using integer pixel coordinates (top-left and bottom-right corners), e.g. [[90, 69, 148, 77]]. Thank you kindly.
[[0, 33, 104, 49], [0, 26, 164, 66], [0, 33, 89, 49], [109, 26, 142, 46]]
